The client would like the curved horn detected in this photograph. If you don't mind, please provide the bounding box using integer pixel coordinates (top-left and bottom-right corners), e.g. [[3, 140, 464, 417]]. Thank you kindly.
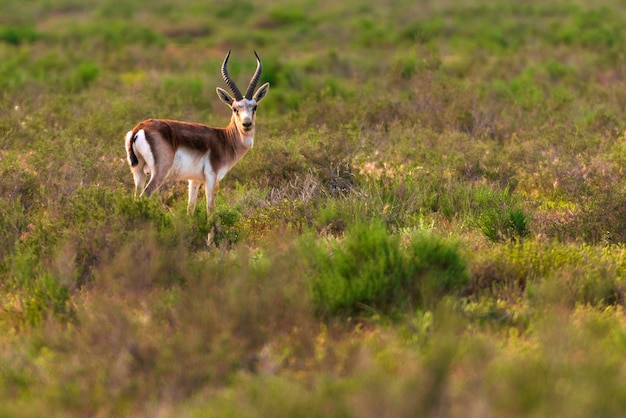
[[221, 50, 243, 101], [245, 51, 263, 99]]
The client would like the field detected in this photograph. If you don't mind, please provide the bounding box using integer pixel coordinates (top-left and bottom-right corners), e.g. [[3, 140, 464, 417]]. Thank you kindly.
[[2, 0, 626, 416]]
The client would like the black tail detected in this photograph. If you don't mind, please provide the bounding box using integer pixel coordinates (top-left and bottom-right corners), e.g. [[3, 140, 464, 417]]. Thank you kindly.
[[128, 131, 139, 166]]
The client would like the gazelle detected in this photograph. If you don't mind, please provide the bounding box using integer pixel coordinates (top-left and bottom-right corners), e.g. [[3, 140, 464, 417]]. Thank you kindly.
[[125, 50, 269, 215]]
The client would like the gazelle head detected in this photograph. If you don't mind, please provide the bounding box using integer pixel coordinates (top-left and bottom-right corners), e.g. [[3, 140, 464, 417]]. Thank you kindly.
[[216, 50, 270, 137]]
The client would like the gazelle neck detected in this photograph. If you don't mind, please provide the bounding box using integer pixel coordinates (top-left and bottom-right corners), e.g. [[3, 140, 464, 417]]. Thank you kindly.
[[225, 120, 254, 150]]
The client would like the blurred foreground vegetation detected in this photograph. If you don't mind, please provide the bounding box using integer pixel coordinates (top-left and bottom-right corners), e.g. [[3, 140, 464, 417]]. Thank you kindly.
[[2, 0, 626, 416]]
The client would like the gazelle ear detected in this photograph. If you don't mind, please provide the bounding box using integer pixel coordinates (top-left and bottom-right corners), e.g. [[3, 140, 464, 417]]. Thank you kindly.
[[216, 87, 234, 106], [253, 82, 270, 103]]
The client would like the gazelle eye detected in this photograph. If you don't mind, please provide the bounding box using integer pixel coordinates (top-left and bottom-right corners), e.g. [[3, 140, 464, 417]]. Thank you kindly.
[[232, 107, 239, 114], [253, 105, 258, 112]]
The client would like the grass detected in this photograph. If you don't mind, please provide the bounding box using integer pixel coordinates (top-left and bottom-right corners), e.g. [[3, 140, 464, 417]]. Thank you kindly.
[[2, 0, 626, 415]]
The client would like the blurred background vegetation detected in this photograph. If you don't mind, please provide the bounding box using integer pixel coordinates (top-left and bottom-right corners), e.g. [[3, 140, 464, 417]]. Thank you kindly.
[[2, 0, 626, 416]]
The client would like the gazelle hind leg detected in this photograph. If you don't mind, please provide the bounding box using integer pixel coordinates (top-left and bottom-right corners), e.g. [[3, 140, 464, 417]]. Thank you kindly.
[[131, 129, 163, 197], [131, 162, 148, 197], [142, 164, 171, 197], [187, 180, 202, 215]]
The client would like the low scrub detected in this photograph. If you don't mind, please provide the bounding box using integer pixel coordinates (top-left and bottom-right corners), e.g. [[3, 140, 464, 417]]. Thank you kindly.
[[3, 0, 626, 415], [471, 240, 626, 307], [307, 220, 468, 316]]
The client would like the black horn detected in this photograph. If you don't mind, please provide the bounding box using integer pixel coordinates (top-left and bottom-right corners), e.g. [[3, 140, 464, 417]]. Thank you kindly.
[[245, 51, 263, 99], [221, 50, 243, 101]]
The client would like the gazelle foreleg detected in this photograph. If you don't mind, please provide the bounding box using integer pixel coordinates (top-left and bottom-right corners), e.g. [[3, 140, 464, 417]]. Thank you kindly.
[[204, 171, 218, 214]]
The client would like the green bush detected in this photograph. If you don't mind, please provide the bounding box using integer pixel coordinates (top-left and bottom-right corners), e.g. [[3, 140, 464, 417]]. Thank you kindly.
[[308, 220, 405, 316], [67, 60, 100, 91], [0, 26, 42, 45], [209, 206, 244, 248], [267, 7, 308, 26], [7, 244, 73, 326], [406, 231, 470, 300], [307, 220, 468, 316], [475, 186, 531, 242]]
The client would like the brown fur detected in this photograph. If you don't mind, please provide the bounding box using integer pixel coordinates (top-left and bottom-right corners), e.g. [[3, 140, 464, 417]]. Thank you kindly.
[[128, 118, 245, 174]]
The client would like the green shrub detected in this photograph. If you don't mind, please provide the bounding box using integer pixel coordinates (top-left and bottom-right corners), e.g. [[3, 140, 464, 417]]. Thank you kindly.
[[406, 232, 470, 301], [399, 17, 445, 43], [113, 191, 169, 226], [267, 7, 308, 26], [209, 206, 244, 248], [308, 220, 405, 316], [0, 26, 42, 45], [7, 243, 73, 326], [475, 186, 531, 242], [67, 60, 100, 91], [215, 0, 255, 21], [23, 272, 72, 326], [479, 206, 531, 242], [307, 220, 468, 316]]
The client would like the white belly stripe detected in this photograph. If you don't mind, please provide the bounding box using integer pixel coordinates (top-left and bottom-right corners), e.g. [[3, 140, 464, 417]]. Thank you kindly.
[[170, 148, 213, 182]]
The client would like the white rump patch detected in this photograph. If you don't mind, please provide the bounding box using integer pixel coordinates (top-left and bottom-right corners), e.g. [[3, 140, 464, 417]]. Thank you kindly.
[[125, 130, 134, 165], [133, 129, 155, 169]]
